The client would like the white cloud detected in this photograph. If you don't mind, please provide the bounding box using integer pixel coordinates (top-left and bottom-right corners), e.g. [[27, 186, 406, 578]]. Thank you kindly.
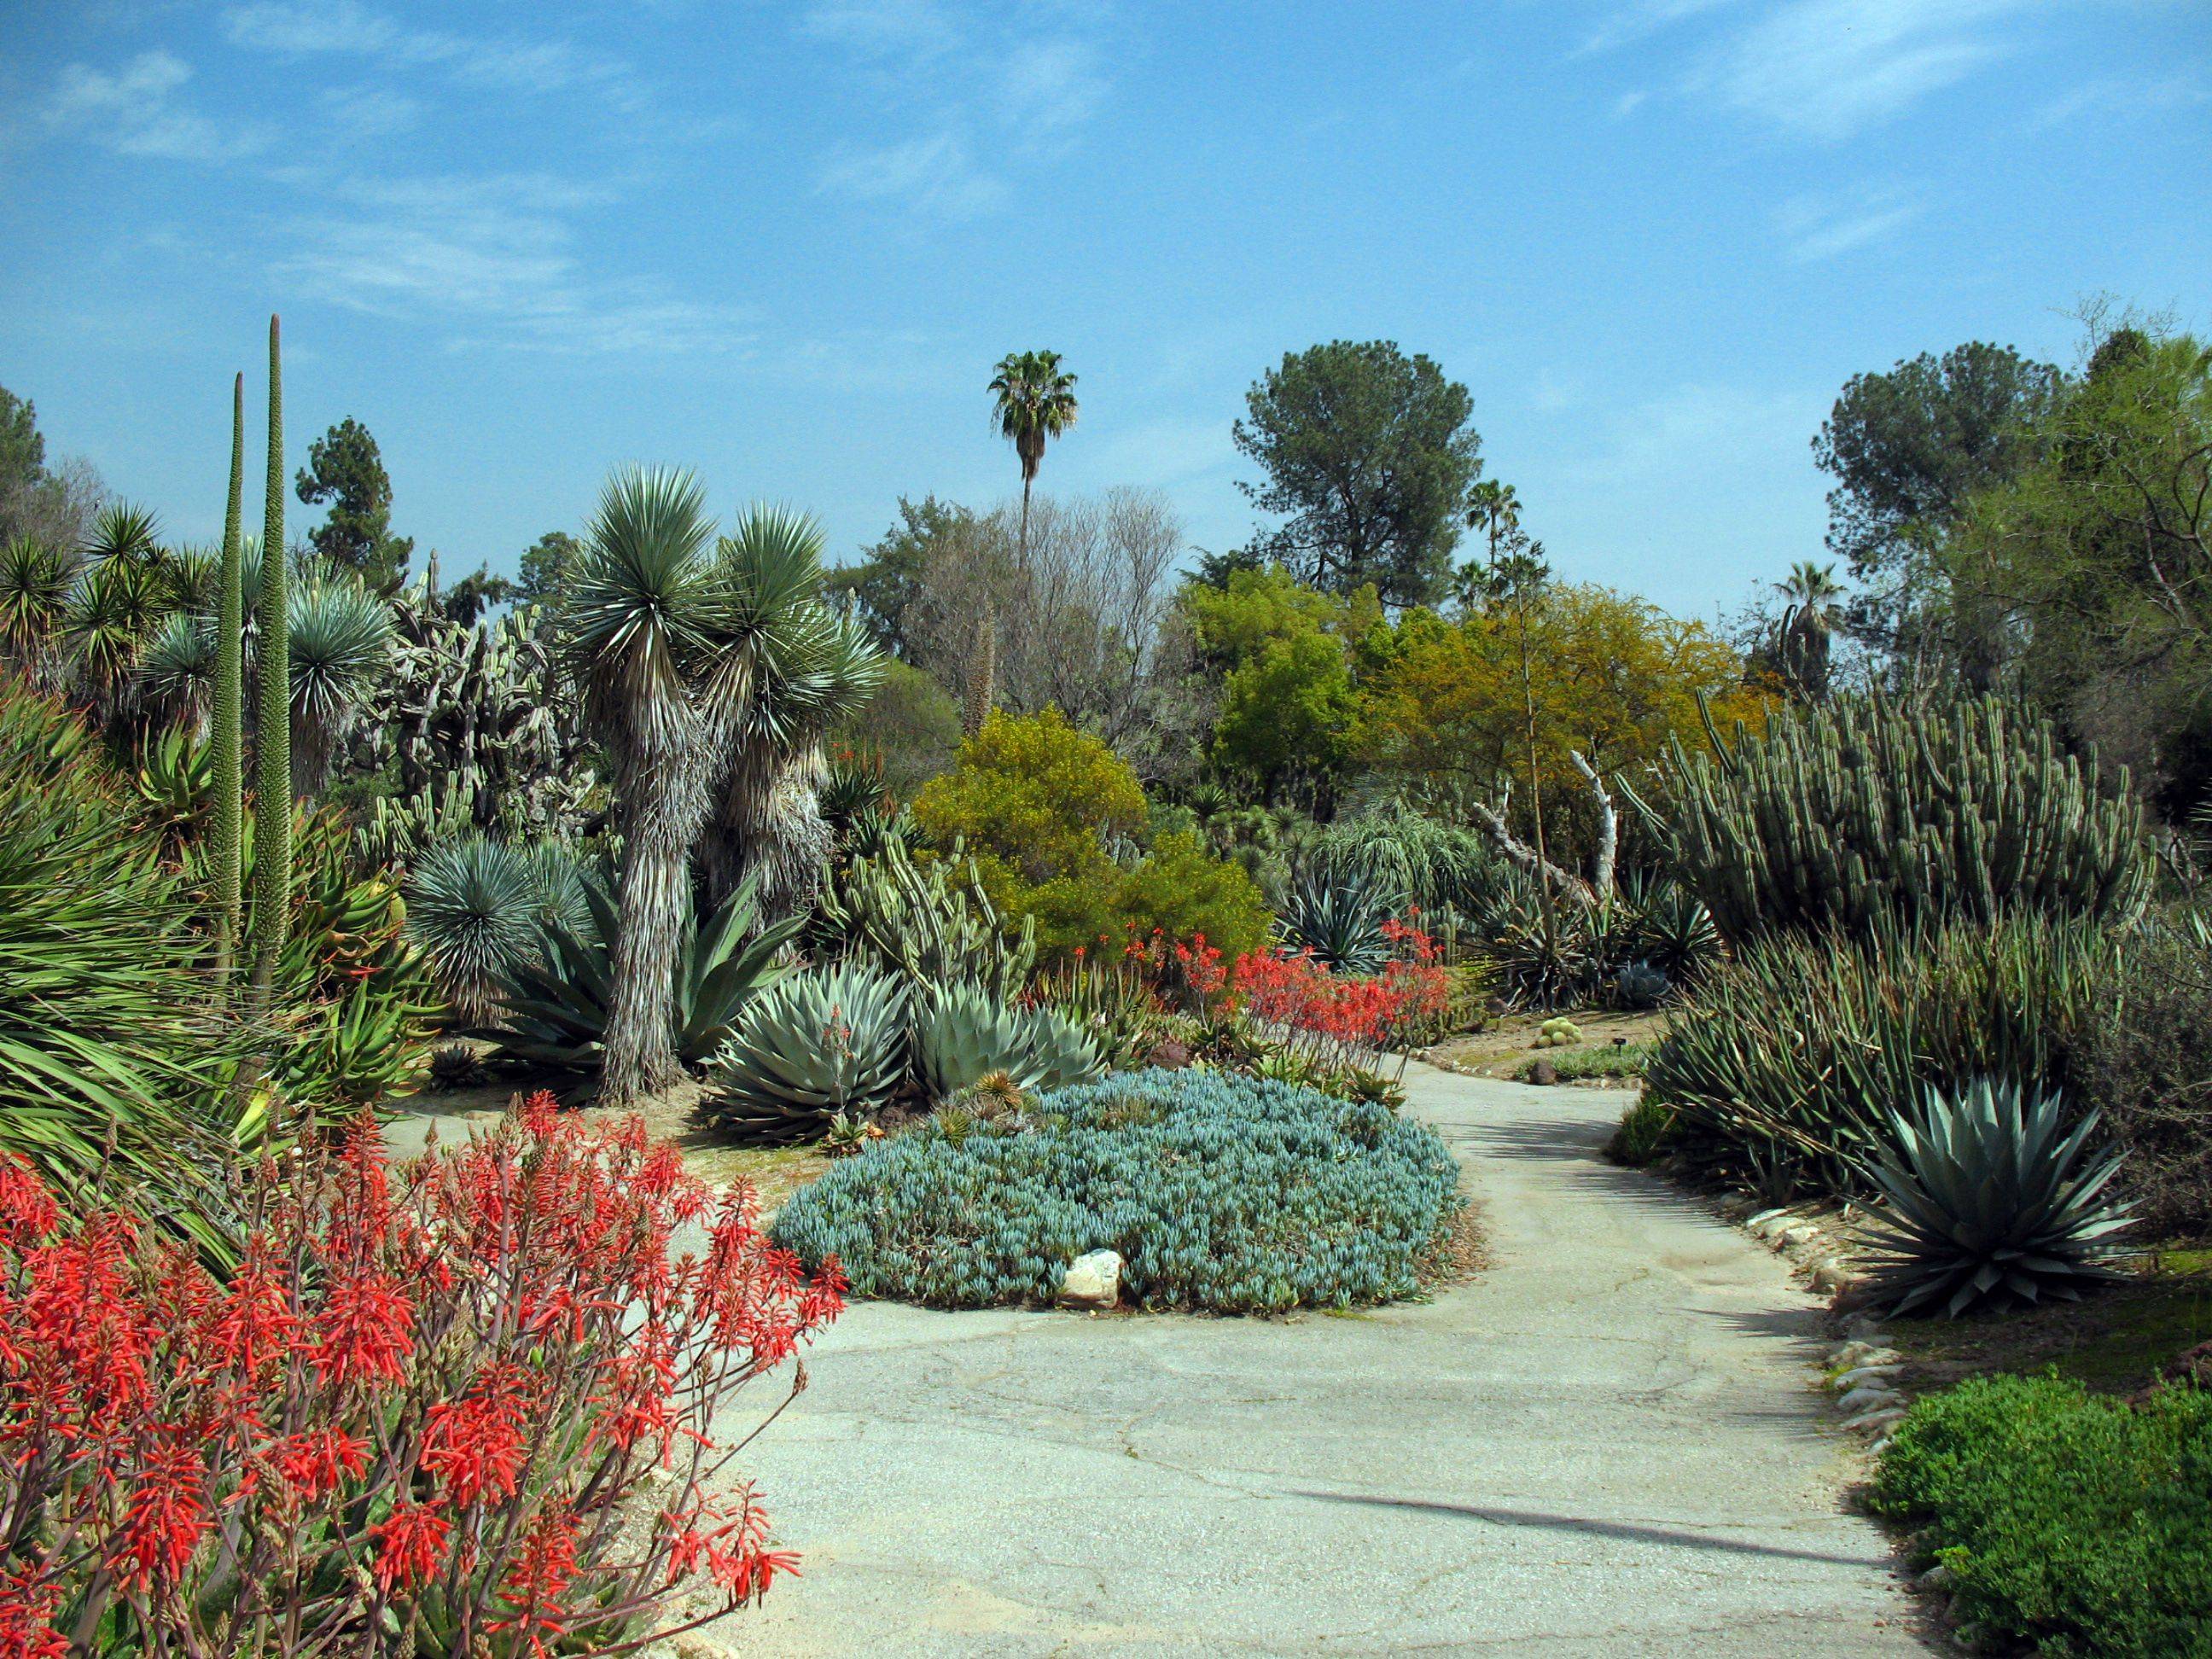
[[1559, 382, 1826, 491], [45, 50, 271, 162], [800, 0, 958, 60], [1586, 0, 2078, 140], [2033, 69, 2212, 128], [1703, 0, 2021, 139], [224, 2, 642, 106], [281, 173, 753, 355], [320, 85, 422, 140], [999, 38, 1109, 131], [1773, 189, 1924, 260], [801, 0, 1118, 218], [816, 131, 1008, 218]]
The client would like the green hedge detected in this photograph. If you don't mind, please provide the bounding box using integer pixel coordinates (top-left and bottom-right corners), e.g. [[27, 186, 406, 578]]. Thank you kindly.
[[771, 1068, 1461, 1313], [1871, 1373, 2212, 1657]]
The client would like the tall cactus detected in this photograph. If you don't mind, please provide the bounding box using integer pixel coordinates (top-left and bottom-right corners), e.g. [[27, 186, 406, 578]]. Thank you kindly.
[[246, 316, 290, 1007], [211, 372, 247, 992], [1633, 691, 2149, 943]]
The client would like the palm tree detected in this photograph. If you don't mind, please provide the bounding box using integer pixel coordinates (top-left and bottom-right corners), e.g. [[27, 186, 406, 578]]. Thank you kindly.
[[698, 507, 885, 923], [557, 466, 721, 1104], [1774, 560, 1847, 701], [1466, 480, 1521, 568], [982, 349, 1078, 733]]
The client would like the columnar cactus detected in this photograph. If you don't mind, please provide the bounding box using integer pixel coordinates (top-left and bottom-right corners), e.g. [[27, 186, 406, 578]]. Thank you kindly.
[[1636, 691, 2148, 942]]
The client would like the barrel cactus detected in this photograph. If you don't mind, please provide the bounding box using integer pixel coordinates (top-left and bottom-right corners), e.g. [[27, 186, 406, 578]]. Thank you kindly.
[[1860, 1077, 2136, 1318], [707, 965, 909, 1142], [1629, 692, 2148, 943]]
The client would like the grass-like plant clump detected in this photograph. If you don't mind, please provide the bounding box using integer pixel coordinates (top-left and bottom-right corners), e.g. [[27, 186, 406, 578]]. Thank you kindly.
[[771, 1068, 1462, 1313], [1871, 1373, 2212, 1657]]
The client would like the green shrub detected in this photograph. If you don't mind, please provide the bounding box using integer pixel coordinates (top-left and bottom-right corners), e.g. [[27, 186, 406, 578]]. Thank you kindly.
[[1525, 1043, 1650, 1085], [1114, 829, 1273, 968], [1636, 692, 2149, 944], [772, 1068, 1461, 1313], [1607, 1096, 1675, 1164], [1871, 1374, 2212, 1657], [1644, 911, 2116, 1196], [2064, 925, 2212, 1238]]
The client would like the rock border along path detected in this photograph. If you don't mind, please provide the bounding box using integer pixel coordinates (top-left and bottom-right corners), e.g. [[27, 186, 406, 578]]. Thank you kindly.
[[721, 1063, 1930, 1656]]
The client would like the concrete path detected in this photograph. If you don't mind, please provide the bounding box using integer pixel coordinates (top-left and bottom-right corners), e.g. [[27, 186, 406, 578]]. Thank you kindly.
[[725, 1065, 1928, 1656]]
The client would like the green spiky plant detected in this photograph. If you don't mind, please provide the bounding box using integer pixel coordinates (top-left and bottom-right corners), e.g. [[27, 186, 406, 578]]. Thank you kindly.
[[815, 835, 1036, 1001], [488, 876, 800, 1073], [404, 837, 544, 1025], [914, 980, 1101, 1099], [1860, 1077, 2136, 1317], [283, 576, 394, 796], [706, 964, 910, 1142], [1628, 691, 2150, 943], [1276, 868, 1393, 973], [0, 536, 76, 682], [247, 317, 289, 1011], [212, 371, 246, 992]]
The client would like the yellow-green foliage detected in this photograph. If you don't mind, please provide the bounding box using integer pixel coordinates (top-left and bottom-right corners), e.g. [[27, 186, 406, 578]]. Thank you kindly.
[[912, 709, 1272, 960]]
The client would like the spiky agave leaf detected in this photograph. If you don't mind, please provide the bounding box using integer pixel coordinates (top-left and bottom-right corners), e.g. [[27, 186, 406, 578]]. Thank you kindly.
[[676, 873, 804, 1059], [405, 837, 544, 1024], [1276, 867, 1393, 974], [81, 501, 163, 567], [1016, 1002, 1105, 1091], [915, 979, 1054, 1099], [1860, 1076, 2137, 1318], [706, 964, 908, 1141], [62, 555, 166, 700]]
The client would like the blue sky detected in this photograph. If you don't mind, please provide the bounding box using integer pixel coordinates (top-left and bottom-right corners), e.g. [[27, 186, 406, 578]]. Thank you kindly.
[[2, 1, 2205, 620]]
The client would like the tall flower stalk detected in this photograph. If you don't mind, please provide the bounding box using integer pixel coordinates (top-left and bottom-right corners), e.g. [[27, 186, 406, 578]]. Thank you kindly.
[[212, 372, 246, 992], [247, 317, 289, 1010]]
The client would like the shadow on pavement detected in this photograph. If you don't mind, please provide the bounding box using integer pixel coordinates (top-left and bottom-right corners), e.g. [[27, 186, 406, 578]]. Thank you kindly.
[[1291, 1491, 1895, 1569]]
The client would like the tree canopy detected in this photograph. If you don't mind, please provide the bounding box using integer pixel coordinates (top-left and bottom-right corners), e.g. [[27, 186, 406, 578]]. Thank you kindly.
[[1233, 341, 1481, 609], [296, 417, 412, 587]]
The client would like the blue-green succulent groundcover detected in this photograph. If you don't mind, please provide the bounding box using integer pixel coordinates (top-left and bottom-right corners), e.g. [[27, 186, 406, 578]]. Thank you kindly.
[[771, 1068, 1463, 1313]]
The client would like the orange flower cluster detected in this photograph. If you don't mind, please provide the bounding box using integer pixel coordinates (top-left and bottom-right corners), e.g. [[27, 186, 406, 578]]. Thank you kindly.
[[0, 1094, 841, 1656]]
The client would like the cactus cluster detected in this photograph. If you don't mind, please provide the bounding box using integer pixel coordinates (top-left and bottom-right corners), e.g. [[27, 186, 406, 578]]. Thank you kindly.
[[352, 591, 595, 864], [1634, 691, 2149, 943], [813, 836, 1035, 1002], [1533, 1016, 1582, 1049]]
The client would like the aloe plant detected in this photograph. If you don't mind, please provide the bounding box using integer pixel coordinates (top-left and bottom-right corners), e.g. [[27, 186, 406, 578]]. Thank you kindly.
[[1861, 1077, 2136, 1318]]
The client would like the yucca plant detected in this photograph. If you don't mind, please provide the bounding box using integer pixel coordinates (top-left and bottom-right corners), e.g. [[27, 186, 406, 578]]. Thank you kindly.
[[1860, 1078, 2136, 1317], [0, 535, 76, 678], [285, 575, 394, 797], [1276, 868, 1393, 973], [139, 610, 218, 735], [405, 837, 544, 1024], [81, 501, 163, 568], [489, 876, 800, 1073], [706, 965, 909, 1142], [61, 554, 166, 715]]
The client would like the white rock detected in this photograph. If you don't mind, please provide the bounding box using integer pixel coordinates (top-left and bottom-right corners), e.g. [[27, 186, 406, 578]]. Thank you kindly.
[[1781, 1224, 1820, 1249], [1060, 1249, 1123, 1309], [1917, 1564, 1953, 1591], [1838, 1384, 1906, 1413], [1832, 1340, 1877, 1367], [1854, 1347, 1902, 1368], [1844, 1406, 1908, 1434], [1837, 1363, 1903, 1389], [1744, 1208, 1787, 1230], [1813, 1260, 1860, 1296]]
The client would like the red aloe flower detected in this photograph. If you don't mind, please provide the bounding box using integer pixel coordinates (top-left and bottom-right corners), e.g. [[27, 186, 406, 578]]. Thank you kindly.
[[370, 1504, 450, 1593]]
